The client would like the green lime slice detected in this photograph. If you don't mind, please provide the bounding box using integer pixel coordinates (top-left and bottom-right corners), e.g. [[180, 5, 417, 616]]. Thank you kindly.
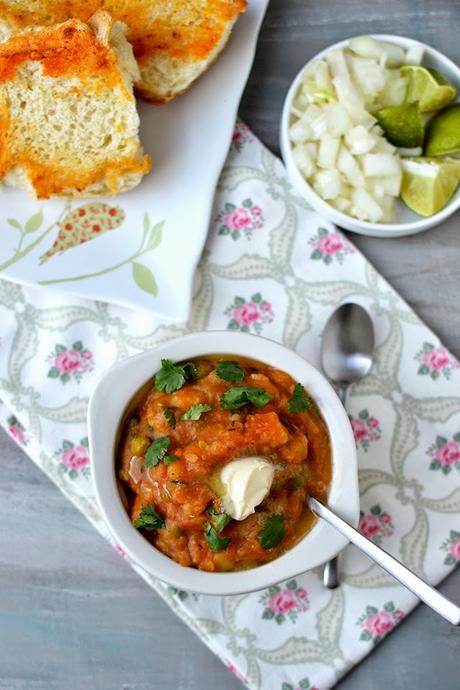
[[400, 156, 460, 216], [425, 104, 460, 156], [376, 102, 424, 147], [400, 65, 456, 112]]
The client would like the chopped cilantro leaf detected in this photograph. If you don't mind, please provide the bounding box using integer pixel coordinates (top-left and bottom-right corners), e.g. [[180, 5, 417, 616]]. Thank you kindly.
[[145, 436, 170, 467], [183, 362, 198, 381], [164, 455, 179, 465], [209, 510, 231, 532], [163, 406, 176, 429], [216, 360, 245, 383], [288, 383, 311, 414], [181, 404, 212, 421], [220, 386, 273, 411], [204, 522, 230, 552], [134, 504, 164, 531], [154, 359, 196, 394], [259, 515, 285, 549]]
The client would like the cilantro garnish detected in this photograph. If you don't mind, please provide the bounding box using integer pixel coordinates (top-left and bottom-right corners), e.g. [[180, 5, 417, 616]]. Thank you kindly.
[[204, 522, 230, 552], [134, 504, 165, 531], [164, 455, 179, 465], [181, 403, 212, 421], [163, 406, 176, 429], [259, 515, 285, 550], [220, 386, 273, 411], [216, 360, 245, 384], [154, 359, 196, 394], [209, 510, 231, 532], [288, 383, 311, 414], [145, 436, 170, 467]]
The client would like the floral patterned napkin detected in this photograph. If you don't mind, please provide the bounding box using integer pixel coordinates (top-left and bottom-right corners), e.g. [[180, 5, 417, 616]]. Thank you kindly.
[[1, 121, 460, 690]]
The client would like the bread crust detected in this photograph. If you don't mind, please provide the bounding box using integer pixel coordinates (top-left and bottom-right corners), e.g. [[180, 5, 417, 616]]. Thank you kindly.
[[0, 1, 247, 102]]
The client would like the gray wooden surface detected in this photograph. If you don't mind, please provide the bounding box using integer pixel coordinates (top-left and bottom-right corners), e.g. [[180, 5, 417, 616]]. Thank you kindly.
[[1, 1, 460, 688]]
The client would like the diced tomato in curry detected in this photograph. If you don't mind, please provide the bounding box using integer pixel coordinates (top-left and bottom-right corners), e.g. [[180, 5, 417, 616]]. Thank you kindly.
[[118, 356, 332, 572]]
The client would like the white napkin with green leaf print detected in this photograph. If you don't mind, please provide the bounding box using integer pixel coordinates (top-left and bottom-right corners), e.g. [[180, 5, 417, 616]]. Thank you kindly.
[[1, 121, 460, 690]]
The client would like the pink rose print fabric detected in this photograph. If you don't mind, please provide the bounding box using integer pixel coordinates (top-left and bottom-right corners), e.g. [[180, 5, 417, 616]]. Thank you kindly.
[[7, 415, 28, 446], [427, 432, 460, 475], [309, 227, 355, 265], [231, 120, 254, 152], [260, 580, 309, 624], [225, 293, 274, 335], [357, 602, 404, 644], [216, 198, 264, 241], [349, 409, 382, 451], [53, 437, 90, 479], [47, 341, 94, 384], [226, 663, 246, 683], [282, 679, 319, 690], [415, 342, 459, 381], [441, 530, 460, 566], [359, 505, 394, 545]]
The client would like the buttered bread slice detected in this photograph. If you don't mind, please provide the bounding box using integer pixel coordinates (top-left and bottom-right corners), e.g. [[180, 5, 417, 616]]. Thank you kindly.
[[0, 11, 151, 198], [0, 1, 247, 103]]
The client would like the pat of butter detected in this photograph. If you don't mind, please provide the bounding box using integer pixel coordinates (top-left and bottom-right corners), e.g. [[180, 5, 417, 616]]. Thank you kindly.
[[219, 457, 274, 521]]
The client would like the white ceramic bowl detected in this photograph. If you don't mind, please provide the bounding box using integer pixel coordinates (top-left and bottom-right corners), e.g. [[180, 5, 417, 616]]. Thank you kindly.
[[89, 331, 359, 595], [280, 34, 460, 238]]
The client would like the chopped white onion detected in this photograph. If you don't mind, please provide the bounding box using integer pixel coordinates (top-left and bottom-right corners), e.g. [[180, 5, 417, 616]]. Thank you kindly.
[[318, 137, 340, 168], [405, 43, 425, 65], [129, 455, 144, 484]]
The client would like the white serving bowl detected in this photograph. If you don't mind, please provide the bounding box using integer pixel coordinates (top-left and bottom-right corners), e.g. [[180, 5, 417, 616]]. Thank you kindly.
[[88, 331, 359, 595], [280, 34, 460, 238]]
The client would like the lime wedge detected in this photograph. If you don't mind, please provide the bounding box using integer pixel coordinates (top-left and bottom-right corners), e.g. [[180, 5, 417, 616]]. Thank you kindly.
[[425, 104, 460, 156], [400, 65, 456, 112], [400, 157, 460, 216], [376, 102, 424, 147]]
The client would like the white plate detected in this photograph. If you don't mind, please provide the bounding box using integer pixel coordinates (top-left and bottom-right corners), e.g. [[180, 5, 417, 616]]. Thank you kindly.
[[280, 34, 460, 238], [0, 0, 269, 320]]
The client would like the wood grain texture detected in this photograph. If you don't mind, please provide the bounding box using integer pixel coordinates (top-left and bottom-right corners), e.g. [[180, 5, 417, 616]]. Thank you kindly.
[[1, 1, 460, 688]]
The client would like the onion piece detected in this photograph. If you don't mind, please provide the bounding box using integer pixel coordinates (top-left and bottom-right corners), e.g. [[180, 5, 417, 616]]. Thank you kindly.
[[129, 455, 144, 484]]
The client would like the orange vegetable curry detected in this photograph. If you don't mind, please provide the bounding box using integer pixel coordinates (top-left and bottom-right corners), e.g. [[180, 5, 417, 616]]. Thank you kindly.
[[117, 355, 332, 572]]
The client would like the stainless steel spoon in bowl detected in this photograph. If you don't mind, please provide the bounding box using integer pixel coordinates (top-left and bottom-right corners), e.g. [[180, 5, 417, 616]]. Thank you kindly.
[[320, 303, 375, 589], [309, 496, 460, 626]]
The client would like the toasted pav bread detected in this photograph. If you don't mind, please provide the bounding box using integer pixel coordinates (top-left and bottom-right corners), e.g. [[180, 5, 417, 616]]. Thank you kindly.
[[0, 11, 151, 198], [0, 1, 247, 102]]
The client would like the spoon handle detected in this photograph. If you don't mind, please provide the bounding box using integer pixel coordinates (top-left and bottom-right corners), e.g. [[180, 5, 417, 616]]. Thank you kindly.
[[309, 497, 460, 626]]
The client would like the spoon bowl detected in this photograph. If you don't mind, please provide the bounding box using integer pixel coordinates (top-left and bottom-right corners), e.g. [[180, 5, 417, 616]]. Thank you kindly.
[[321, 303, 375, 386]]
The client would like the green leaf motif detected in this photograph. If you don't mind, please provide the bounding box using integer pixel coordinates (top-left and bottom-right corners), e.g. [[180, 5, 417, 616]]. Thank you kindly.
[[48, 367, 59, 379], [55, 344, 67, 353], [282, 684, 294, 690], [252, 292, 262, 303], [132, 261, 158, 298], [436, 435, 448, 447], [286, 579, 297, 591], [263, 609, 275, 619], [7, 218, 22, 230], [25, 210, 44, 234], [384, 601, 395, 612], [370, 505, 381, 515], [366, 605, 378, 615], [145, 221, 164, 252], [311, 250, 322, 260], [73, 341, 83, 351], [360, 630, 372, 641]]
